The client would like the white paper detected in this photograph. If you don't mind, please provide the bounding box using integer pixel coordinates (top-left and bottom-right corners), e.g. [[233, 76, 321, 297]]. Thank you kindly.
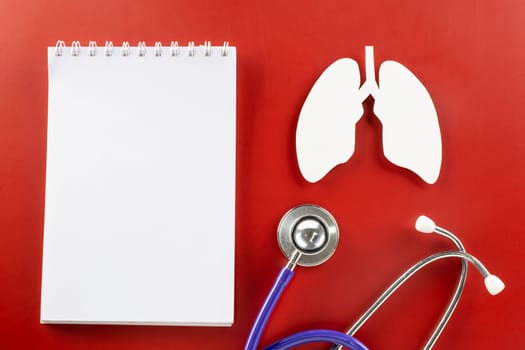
[[295, 46, 441, 184], [41, 45, 236, 326]]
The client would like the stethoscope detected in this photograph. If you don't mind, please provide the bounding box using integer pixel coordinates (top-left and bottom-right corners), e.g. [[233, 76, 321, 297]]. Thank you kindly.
[[245, 204, 505, 350]]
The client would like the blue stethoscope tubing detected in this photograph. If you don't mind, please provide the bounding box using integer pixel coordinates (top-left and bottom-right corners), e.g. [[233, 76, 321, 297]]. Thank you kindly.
[[244, 267, 368, 350], [245, 208, 504, 349]]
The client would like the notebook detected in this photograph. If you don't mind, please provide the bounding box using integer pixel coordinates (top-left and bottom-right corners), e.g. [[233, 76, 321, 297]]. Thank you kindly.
[[41, 41, 236, 326]]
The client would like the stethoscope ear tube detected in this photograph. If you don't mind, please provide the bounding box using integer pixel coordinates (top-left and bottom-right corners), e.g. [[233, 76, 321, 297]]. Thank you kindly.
[[333, 221, 469, 350], [334, 218, 504, 350], [246, 209, 504, 350]]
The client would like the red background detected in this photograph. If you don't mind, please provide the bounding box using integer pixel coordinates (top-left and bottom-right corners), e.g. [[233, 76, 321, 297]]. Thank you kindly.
[[1, 0, 523, 349]]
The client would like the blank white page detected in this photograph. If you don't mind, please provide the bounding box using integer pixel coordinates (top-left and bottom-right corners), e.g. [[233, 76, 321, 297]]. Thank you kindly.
[[41, 44, 236, 326]]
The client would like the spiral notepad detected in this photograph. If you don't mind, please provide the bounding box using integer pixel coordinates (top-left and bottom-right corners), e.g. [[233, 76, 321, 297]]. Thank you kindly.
[[41, 41, 236, 326]]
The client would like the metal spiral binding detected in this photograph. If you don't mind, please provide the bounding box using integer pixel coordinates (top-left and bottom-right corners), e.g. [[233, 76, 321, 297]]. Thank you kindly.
[[221, 41, 229, 57], [55, 40, 65, 56], [203, 41, 211, 56], [188, 41, 195, 56], [122, 41, 130, 56], [170, 41, 179, 56], [53, 41, 231, 57], [104, 41, 113, 56], [138, 41, 146, 56], [154, 42, 162, 57], [71, 41, 80, 56], [88, 41, 97, 56]]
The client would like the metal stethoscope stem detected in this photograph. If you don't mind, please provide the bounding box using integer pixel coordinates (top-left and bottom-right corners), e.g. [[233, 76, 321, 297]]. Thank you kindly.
[[333, 221, 496, 350], [246, 207, 504, 350], [424, 227, 467, 350], [334, 251, 482, 349]]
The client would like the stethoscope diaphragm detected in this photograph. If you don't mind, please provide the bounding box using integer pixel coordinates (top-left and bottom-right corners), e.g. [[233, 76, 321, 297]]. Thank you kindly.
[[277, 204, 339, 267]]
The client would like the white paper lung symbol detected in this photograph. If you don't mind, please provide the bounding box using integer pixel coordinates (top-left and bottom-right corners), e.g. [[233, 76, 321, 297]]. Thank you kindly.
[[296, 59, 364, 183], [296, 46, 442, 184]]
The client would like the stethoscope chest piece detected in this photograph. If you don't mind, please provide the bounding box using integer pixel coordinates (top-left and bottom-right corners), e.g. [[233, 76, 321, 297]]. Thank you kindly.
[[277, 204, 339, 267]]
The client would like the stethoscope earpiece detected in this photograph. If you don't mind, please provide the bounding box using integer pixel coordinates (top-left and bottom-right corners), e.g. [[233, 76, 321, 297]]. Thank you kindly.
[[277, 204, 339, 267], [248, 208, 505, 350], [415, 215, 436, 233]]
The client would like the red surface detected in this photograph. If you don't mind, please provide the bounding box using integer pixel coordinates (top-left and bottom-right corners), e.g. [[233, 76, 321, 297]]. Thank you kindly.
[[1, 0, 524, 349]]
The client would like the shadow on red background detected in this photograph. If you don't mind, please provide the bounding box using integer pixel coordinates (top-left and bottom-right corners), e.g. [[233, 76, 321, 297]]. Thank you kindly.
[[0, 0, 523, 349]]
